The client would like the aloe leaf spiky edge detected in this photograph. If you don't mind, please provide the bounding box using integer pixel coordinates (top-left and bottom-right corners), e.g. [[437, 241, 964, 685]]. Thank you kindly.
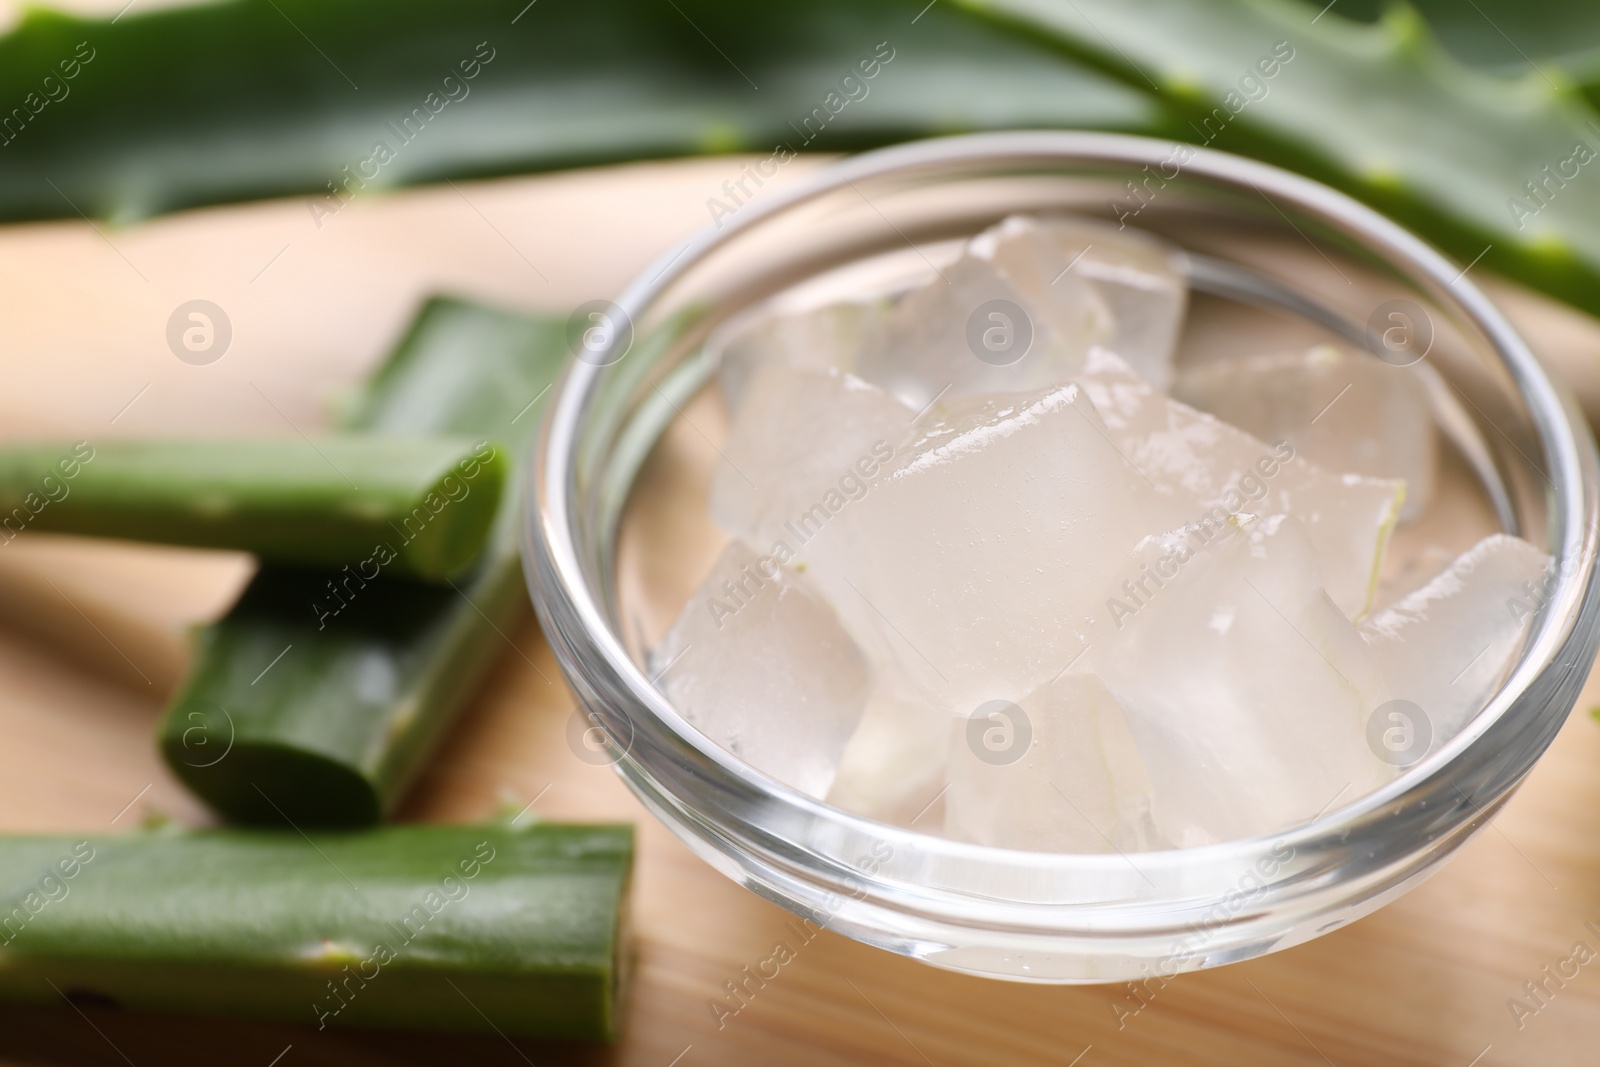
[[959, 0, 1600, 317], [1321, 0, 1600, 88]]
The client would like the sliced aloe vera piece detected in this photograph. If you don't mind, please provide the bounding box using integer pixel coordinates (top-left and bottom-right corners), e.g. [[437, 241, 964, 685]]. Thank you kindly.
[[827, 689, 951, 827], [1097, 513, 1393, 845], [0, 437, 505, 580], [943, 672, 1159, 853], [0, 822, 632, 1039], [1361, 533, 1552, 745], [1079, 348, 1404, 619], [1173, 346, 1437, 523], [157, 298, 566, 826]]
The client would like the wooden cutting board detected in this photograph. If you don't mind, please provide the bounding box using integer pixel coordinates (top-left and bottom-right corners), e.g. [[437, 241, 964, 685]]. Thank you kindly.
[[0, 155, 1598, 1067]]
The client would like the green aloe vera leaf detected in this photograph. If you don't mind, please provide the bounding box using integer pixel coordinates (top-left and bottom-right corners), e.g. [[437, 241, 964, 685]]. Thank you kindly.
[[0, 822, 632, 1039], [959, 0, 1600, 316], [0, 437, 505, 580], [0, 0, 1165, 225], [157, 298, 566, 827], [9, 0, 1600, 318]]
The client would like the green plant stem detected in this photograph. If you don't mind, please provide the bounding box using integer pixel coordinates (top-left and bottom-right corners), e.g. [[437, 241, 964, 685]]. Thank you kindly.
[[0, 437, 505, 580], [0, 822, 632, 1039]]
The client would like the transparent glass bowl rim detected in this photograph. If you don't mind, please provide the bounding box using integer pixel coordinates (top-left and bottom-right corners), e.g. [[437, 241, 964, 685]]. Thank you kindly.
[[525, 131, 1600, 881]]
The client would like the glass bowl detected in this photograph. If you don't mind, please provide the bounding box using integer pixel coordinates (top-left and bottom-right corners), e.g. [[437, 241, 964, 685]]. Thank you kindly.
[[523, 132, 1600, 983]]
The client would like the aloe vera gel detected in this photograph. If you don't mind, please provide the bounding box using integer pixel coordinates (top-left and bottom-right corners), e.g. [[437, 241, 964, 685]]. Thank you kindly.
[[650, 215, 1550, 851]]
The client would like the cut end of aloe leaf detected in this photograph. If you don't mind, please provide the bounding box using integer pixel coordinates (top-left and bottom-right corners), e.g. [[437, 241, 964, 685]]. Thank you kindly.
[[155, 562, 473, 828], [161, 734, 383, 828], [380, 437, 511, 579], [157, 298, 572, 828]]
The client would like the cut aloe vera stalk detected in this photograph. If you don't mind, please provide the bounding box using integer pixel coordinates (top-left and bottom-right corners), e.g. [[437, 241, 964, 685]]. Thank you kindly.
[[0, 822, 632, 1039], [0, 437, 505, 580], [1173, 347, 1437, 523], [158, 298, 566, 826]]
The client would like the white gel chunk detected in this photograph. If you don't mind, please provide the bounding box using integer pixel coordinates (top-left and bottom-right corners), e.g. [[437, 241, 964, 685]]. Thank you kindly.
[[1360, 534, 1552, 746], [1096, 514, 1394, 846], [827, 689, 952, 827], [1174, 345, 1436, 521], [1080, 348, 1404, 619], [796, 382, 1178, 715], [856, 254, 1111, 410], [653, 540, 870, 797], [714, 298, 891, 411], [973, 214, 1188, 390], [710, 363, 911, 550], [944, 673, 1159, 853]]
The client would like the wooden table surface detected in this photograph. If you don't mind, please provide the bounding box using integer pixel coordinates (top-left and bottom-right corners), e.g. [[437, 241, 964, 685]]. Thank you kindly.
[[2, 154, 1600, 1067]]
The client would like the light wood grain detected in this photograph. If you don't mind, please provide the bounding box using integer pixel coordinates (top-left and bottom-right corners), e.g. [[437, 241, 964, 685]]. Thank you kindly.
[[0, 156, 1597, 1067]]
